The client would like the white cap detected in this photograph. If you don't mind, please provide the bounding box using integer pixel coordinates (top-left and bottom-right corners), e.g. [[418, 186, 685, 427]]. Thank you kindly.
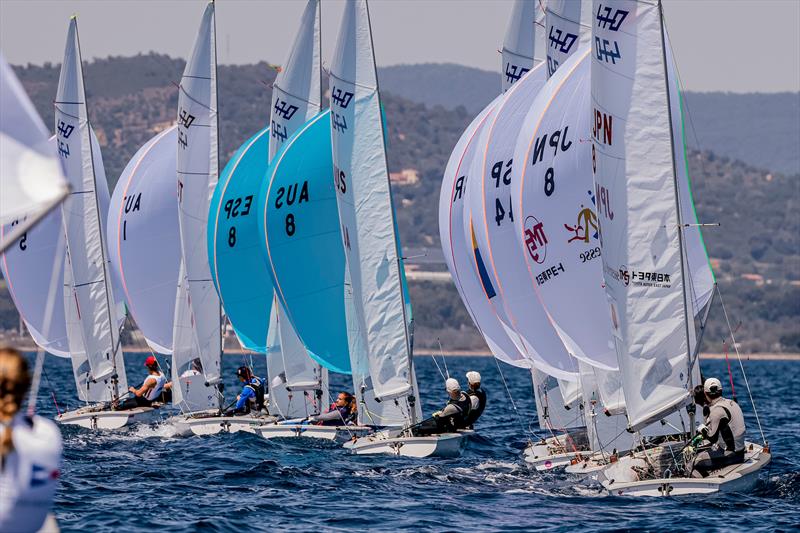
[[445, 378, 460, 392], [704, 377, 722, 393], [466, 371, 481, 385]]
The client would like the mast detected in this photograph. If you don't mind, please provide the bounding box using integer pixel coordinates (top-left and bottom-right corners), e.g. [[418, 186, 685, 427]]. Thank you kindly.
[[658, 1, 695, 435], [364, 0, 418, 425], [75, 19, 121, 402]]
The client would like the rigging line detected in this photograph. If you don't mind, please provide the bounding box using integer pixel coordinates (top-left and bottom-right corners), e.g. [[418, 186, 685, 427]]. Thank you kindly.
[[429, 350, 446, 381], [438, 339, 450, 379], [716, 285, 766, 444], [493, 357, 534, 440]]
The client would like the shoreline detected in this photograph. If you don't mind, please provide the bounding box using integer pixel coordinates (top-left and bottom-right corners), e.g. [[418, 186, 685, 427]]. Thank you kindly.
[[11, 344, 800, 361]]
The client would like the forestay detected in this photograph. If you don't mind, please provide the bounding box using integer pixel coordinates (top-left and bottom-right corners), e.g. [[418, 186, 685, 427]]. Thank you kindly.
[[591, 0, 697, 431], [108, 127, 180, 354], [56, 18, 128, 398], [329, 0, 421, 424], [0, 54, 68, 250], [175, 2, 222, 385]]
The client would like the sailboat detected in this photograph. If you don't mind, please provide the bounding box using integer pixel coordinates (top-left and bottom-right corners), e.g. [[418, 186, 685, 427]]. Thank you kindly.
[[204, 0, 339, 438], [326, 0, 462, 458], [588, 0, 770, 496], [45, 17, 149, 429], [0, 54, 69, 253]]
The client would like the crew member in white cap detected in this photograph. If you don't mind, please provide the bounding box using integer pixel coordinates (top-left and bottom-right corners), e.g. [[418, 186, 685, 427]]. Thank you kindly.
[[463, 371, 486, 429], [688, 377, 747, 477], [413, 378, 472, 436]]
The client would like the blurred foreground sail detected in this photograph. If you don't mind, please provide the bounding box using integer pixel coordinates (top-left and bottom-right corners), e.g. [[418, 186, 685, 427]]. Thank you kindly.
[[0, 53, 69, 253]]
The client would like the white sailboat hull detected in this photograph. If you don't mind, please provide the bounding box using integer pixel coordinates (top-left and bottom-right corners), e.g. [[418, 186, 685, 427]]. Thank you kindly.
[[255, 423, 372, 443], [168, 410, 277, 436], [56, 405, 158, 430], [523, 436, 585, 471], [602, 442, 770, 497], [343, 431, 466, 458]]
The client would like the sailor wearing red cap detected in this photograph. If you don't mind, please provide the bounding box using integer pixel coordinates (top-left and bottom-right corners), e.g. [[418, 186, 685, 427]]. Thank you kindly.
[[115, 356, 169, 410]]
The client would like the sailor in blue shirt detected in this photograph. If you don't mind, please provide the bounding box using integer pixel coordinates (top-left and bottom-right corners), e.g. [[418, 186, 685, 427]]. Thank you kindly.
[[230, 366, 267, 415]]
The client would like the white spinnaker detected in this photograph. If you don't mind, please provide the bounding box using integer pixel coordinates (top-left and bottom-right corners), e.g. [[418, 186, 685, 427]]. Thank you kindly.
[[107, 127, 180, 355], [513, 50, 617, 371], [329, 0, 421, 425], [592, 0, 697, 431], [265, 0, 325, 412], [2, 135, 121, 359], [531, 369, 583, 430], [439, 95, 531, 368], [501, 0, 540, 92], [269, 0, 321, 162], [56, 17, 127, 395], [175, 2, 222, 386], [267, 295, 327, 419], [467, 64, 579, 380], [0, 53, 68, 248], [545, 0, 592, 77]]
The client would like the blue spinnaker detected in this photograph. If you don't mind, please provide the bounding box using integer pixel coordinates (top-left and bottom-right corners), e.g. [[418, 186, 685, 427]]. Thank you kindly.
[[258, 111, 351, 374], [207, 127, 273, 352]]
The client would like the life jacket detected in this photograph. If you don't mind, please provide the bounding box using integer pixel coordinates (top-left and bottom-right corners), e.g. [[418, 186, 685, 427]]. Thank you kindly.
[[447, 392, 473, 429], [706, 397, 745, 452], [464, 388, 486, 426], [244, 377, 266, 410], [144, 372, 167, 402]]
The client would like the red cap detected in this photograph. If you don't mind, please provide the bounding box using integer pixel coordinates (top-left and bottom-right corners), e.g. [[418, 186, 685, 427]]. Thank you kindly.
[[144, 355, 157, 367]]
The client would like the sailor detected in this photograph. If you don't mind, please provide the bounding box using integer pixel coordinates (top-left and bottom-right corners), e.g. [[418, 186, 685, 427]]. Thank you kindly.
[[414, 378, 472, 436], [463, 371, 486, 429], [0, 347, 62, 533], [117, 355, 168, 410], [230, 366, 267, 415], [688, 377, 747, 478], [307, 392, 354, 426]]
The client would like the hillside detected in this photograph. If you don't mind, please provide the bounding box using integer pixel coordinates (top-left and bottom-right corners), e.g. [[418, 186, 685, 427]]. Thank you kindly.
[[377, 63, 800, 177], [1, 54, 798, 354]]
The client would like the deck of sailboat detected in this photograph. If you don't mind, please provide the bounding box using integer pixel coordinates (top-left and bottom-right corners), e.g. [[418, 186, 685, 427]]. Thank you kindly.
[[602, 442, 771, 497], [56, 404, 160, 430]]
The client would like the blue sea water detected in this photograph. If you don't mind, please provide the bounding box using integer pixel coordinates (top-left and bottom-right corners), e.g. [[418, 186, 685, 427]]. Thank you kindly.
[[28, 353, 799, 532]]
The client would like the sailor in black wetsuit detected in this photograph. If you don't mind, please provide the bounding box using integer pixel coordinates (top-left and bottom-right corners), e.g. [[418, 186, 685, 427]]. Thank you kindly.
[[414, 378, 472, 436], [688, 377, 747, 478], [462, 371, 486, 429]]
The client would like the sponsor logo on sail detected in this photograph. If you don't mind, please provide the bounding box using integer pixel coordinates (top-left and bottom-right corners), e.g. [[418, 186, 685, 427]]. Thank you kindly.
[[524, 215, 548, 264], [618, 264, 672, 288], [536, 263, 565, 286], [564, 191, 599, 244]]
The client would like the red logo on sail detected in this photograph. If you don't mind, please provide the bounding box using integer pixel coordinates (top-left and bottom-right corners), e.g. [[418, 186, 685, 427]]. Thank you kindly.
[[524, 215, 548, 264]]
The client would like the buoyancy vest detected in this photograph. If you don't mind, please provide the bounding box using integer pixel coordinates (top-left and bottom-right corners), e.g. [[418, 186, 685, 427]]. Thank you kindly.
[[448, 392, 473, 429], [245, 377, 266, 410], [706, 397, 745, 452], [144, 372, 167, 401], [464, 388, 486, 426]]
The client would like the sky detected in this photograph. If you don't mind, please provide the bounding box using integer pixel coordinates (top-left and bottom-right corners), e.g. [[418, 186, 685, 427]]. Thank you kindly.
[[1, 0, 798, 93]]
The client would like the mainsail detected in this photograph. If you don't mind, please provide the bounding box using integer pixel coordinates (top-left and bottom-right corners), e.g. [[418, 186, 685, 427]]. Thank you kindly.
[[592, 0, 698, 431], [108, 127, 180, 354], [174, 2, 222, 393], [56, 17, 127, 398], [330, 0, 421, 425], [0, 54, 69, 253], [500, 0, 542, 92]]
